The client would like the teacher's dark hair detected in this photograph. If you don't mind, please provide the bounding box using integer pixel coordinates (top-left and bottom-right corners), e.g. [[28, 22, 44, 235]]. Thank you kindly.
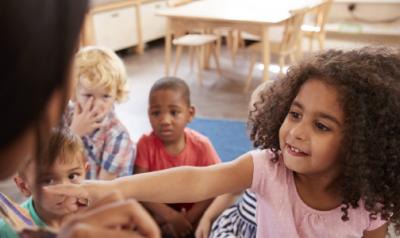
[[0, 0, 88, 150]]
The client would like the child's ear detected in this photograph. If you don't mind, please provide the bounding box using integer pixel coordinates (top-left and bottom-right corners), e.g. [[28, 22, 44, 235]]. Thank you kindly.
[[84, 162, 89, 173], [14, 176, 32, 197], [188, 106, 195, 123]]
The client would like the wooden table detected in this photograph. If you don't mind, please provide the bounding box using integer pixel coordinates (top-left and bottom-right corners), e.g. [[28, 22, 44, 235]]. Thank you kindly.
[[157, 0, 322, 81]]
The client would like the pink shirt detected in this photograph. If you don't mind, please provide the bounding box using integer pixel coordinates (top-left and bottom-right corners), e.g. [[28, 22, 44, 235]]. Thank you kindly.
[[250, 150, 386, 238]]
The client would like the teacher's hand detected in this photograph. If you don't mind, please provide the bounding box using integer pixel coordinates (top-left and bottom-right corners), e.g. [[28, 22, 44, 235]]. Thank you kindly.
[[57, 191, 160, 238]]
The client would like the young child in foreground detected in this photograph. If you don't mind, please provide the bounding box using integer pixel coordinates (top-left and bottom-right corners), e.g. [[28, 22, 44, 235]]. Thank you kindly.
[[50, 47, 400, 237], [66, 46, 135, 180], [0, 128, 87, 238], [134, 77, 221, 237], [195, 82, 273, 238]]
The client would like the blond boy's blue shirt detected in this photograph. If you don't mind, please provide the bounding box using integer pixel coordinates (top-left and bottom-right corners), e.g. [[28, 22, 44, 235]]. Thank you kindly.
[[0, 197, 46, 238]]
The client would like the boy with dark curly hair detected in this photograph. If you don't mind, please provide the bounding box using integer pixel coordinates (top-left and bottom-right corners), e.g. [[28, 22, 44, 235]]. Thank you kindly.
[[48, 47, 400, 237]]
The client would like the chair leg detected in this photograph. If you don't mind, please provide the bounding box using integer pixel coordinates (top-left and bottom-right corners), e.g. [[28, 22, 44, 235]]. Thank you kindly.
[[289, 53, 296, 65], [279, 55, 285, 76], [296, 34, 303, 60], [226, 30, 233, 51], [188, 46, 194, 72], [244, 53, 257, 92], [173, 45, 183, 76], [211, 44, 222, 78], [196, 46, 203, 85], [308, 35, 314, 52], [203, 42, 211, 69], [318, 33, 325, 51], [231, 30, 240, 65], [238, 30, 245, 48], [215, 30, 222, 61]]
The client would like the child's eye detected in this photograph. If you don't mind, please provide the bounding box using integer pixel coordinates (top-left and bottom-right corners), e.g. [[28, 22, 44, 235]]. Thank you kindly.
[[41, 178, 55, 185], [83, 94, 92, 98], [289, 111, 301, 120], [150, 111, 160, 116], [171, 110, 180, 116], [315, 121, 330, 132], [103, 94, 111, 99], [68, 173, 82, 182]]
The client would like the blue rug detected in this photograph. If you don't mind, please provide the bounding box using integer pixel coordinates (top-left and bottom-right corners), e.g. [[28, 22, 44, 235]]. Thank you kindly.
[[188, 118, 253, 162]]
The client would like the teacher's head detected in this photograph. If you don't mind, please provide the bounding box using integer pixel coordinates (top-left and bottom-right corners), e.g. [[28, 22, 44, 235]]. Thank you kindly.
[[0, 0, 88, 180]]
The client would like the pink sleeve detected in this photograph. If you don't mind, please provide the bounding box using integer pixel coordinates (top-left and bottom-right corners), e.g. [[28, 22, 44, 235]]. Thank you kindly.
[[365, 218, 387, 231], [250, 149, 283, 195], [250, 150, 267, 194]]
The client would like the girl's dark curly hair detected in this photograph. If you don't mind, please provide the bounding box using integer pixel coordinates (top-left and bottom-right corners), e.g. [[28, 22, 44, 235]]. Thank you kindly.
[[248, 47, 400, 229]]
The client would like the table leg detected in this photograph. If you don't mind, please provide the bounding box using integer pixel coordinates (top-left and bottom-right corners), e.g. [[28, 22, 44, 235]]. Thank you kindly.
[[135, 3, 144, 54], [165, 18, 172, 76], [261, 26, 270, 81], [203, 28, 212, 69]]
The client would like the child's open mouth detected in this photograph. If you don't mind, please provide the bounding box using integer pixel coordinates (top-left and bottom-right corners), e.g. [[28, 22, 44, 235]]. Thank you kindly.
[[287, 144, 309, 157]]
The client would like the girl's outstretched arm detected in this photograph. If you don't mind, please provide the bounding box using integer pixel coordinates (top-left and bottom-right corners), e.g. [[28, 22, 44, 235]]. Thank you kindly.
[[116, 153, 254, 203], [45, 153, 254, 208]]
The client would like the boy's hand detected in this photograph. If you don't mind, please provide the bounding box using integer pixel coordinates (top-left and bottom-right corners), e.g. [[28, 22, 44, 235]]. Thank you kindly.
[[70, 98, 107, 136], [164, 209, 193, 238]]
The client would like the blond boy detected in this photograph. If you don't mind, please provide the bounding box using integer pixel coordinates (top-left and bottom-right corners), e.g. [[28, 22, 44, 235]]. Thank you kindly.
[[67, 46, 135, 180]]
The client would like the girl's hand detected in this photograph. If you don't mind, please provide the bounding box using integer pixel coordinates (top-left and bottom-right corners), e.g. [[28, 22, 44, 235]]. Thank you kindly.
[[194, 215, 212, 238], [70, 98, 107, 136], [57, 191, 160, 238], [44, 180, 113, 213]]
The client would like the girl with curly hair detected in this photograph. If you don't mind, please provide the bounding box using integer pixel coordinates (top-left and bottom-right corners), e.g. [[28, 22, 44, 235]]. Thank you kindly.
[[48, 47, 400, 238]]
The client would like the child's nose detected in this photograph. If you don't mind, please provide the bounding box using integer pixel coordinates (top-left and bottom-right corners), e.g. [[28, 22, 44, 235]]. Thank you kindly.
[[160, 114, 172, 124], [93, 98, 102, 106], [290, 123, 307, 141], [93, 99, 105, 110]]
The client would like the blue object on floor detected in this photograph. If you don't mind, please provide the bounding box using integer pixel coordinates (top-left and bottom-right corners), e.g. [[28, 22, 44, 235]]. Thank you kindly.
[[188, 118, 253, 162]]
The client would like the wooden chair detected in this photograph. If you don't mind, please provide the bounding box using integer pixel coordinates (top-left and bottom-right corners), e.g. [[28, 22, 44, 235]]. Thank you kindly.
[[168, 0, 222, 85], [244, 7, 308, 92], [301, 0, 333, 52], [215, 29, 246, 65]]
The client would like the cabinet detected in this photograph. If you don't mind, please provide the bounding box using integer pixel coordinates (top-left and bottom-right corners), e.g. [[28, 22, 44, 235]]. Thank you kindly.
[[81, 0, 168, 52], [82, 0, 144, 52], [92, 6, 139, 50], [141, 0, 167, 42]]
